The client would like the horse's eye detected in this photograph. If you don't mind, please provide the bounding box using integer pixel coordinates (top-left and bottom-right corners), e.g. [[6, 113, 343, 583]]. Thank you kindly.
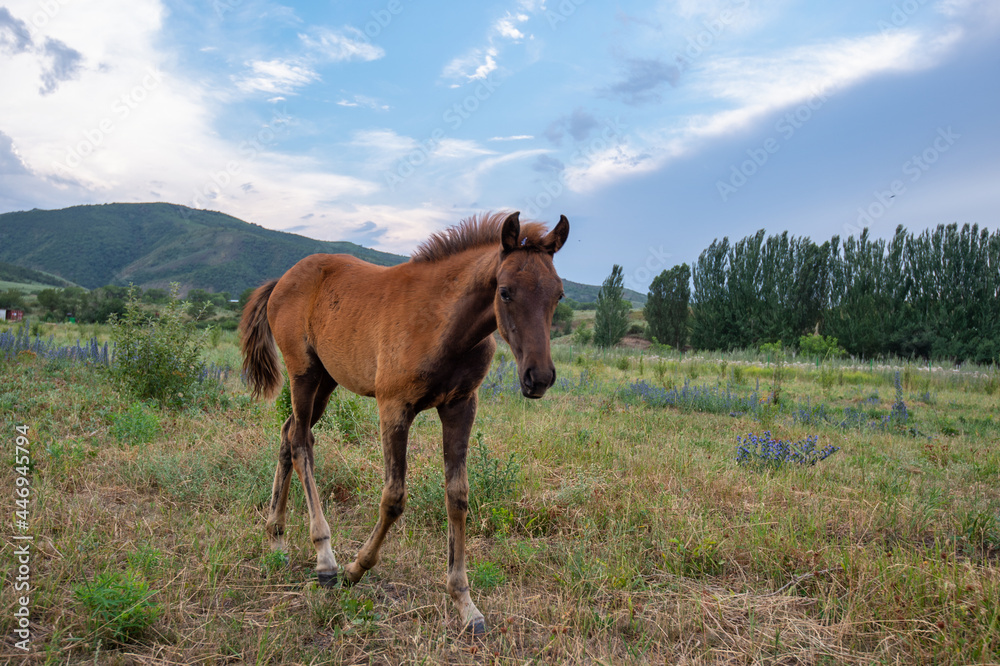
[[499, 287, 511, 303], [559, 292, 565, 301]]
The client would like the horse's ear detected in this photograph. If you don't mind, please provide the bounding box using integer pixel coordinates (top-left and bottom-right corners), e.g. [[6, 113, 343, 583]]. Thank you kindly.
[[542, 215, 570, 254], [500, 211, 521, 252]]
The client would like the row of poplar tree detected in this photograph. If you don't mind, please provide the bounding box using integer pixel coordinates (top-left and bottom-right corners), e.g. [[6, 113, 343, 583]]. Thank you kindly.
[[600, 223, 999, 364]]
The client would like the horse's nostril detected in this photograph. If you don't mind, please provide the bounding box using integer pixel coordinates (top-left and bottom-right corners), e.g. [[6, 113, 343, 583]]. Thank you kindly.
[[523, 368, 534, 391]]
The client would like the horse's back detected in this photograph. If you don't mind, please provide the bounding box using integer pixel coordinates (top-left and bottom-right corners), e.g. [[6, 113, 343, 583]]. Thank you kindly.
[[268, 254, 389, 395]]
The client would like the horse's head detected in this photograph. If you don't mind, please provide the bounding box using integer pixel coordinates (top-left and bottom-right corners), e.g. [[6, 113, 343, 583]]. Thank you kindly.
[[494, 211, 570, 399]]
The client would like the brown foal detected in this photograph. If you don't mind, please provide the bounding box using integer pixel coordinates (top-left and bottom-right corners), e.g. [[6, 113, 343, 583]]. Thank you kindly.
[[239, 211, 569, 634]]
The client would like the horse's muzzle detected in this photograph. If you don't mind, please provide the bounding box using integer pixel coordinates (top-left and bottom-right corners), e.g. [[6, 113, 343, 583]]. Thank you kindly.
[[520, 365, 555, 399]]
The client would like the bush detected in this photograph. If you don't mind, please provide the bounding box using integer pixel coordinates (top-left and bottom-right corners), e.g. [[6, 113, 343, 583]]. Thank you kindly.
[[470, 433, 521, 535], [74, 570, 162, 645], [109, 284, 207, 409], [111, 403, 161, 445], [759, 340, 784, 357], [552, 302, 574, 335], [799, 334, 847, 359]]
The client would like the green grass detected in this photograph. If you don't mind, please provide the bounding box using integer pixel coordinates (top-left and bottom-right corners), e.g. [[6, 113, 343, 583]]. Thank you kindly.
[[0, 279, 49, 293], [1, 326, 998, 663]]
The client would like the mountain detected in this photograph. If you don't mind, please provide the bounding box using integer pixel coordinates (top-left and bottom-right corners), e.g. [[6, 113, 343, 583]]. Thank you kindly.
[[0, 203, 646, 303], [0, 261, 77, 289], [0, 203, 403, 295]]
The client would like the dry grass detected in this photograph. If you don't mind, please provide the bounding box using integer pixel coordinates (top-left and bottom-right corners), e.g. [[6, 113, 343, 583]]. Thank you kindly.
[[1, 335, 999, 664]]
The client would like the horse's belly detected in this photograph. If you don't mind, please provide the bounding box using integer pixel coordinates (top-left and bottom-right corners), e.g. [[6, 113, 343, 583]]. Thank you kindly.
[[319, 352, 377, 398]]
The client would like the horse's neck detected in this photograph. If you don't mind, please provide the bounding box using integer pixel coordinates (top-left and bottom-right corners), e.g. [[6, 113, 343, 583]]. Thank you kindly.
[[437, 249, 500, 353]]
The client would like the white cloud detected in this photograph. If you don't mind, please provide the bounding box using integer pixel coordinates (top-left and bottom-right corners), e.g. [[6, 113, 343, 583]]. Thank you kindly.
[[299, 26, 385, 63], [489, 135, 534, 141], [441, 4, 539, 84], [0, 0, 388, 240], [443, 46, 499, 82], [234, 58, 318, 95], [337, 94, 390, 111], [350, 129, 417, 152], [517, 0, 546, 10], [495, 12, 529, 41], [565, 27, 964, 191], [432, 139, 495, 160]]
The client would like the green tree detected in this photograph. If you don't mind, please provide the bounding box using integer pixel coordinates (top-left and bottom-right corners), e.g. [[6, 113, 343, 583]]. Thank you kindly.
[[237, 287, 255, 312], [0, 289, 25, 310], [593, 265, 631, 348], [36, 288, 63, 314], [552, 301, 573, 335], [186, 288, 213, 304], [142, 288, 169, 304], [644, 264, 690, 348]]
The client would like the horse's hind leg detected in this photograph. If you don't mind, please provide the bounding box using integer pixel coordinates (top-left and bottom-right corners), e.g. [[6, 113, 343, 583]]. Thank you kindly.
[[265, 369, 337, 556], [437, 394, 485, 635], [343, 399, 413, 585], [265, 417, 294, 552], [267, 352, 340, 585]]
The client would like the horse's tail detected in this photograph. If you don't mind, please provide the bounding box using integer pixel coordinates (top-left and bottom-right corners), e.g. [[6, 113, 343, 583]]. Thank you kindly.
[[239, 279, 282, 400]]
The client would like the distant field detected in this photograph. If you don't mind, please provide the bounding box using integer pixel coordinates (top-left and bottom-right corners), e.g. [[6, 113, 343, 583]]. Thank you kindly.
[[0, 280, 46, 293], [1, 325, 997, 663]]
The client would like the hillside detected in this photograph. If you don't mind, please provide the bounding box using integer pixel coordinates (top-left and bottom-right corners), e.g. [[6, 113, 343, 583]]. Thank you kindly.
[[0, 203, 404, 295], [0, 261, 77, 288], [0, 203, 645, 303]]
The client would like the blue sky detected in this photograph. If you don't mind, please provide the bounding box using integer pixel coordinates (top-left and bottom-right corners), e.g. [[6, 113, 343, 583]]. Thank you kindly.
[[1, 0, 998, 291]]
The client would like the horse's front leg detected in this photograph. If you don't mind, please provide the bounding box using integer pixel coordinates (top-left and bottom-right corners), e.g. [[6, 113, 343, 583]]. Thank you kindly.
[[343, 400, 413, 584], [437, 394, 485, 635]]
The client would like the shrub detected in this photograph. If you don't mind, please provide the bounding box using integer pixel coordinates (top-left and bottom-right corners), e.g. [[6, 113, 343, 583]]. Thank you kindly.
[[759, 340, 784, 358], [469, 561, 506, 591], [74, 570, 162, 645], [275, 379, 292, 426], [626, 322, 645, 336], [468, 433, 521, 534], [108, 285, 207, 409], [572, 325, 593, 345], [552, 301, 574, 335], [329, 393, 376, 444], [799, 334, 847, 359], [111, 403, 161, 445]]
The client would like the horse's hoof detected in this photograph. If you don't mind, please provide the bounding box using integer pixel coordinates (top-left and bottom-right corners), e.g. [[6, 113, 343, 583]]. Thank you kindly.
[[342, 563, 364, 586], [317, 570, 338, 588], [467, 618, 487, 636]]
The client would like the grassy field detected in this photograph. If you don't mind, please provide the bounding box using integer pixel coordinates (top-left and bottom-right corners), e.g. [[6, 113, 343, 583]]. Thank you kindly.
[[0, 280, 47, 294], [1, 324, 999, 664]]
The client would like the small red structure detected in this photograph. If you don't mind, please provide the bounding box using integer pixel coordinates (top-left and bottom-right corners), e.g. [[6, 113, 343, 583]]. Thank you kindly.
[[3, 309, 24, 322]]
